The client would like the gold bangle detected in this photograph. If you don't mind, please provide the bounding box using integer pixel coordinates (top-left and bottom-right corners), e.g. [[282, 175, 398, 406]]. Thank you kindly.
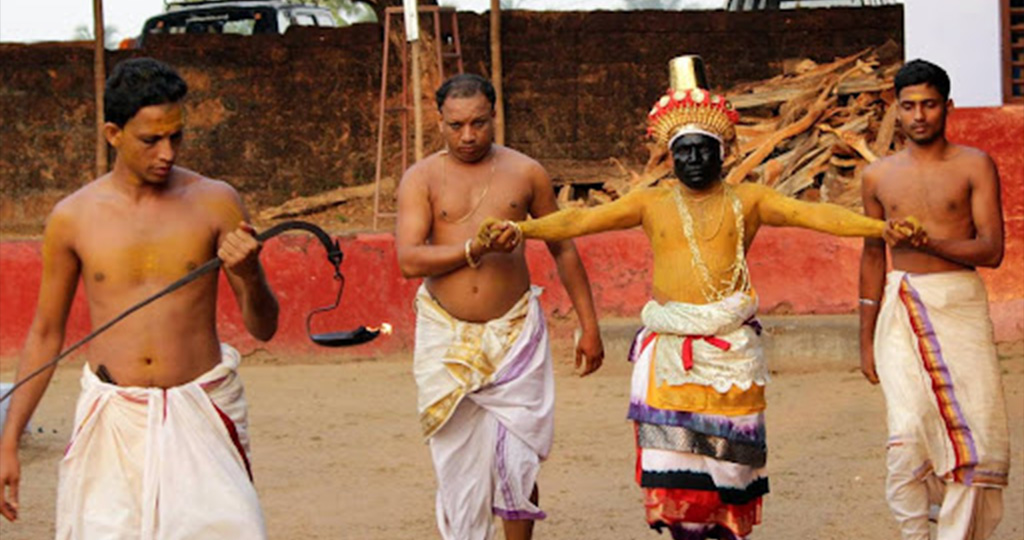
[[506, 220, 524, 247], [465, 239, 481, 268]]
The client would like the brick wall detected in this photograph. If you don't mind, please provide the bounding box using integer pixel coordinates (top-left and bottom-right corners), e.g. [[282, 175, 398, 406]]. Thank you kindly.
[[0, 6, 902, 230]]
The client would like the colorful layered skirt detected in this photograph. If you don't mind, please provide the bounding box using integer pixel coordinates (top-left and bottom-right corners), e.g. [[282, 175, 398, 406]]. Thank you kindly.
[[629, 293, 769, 539]]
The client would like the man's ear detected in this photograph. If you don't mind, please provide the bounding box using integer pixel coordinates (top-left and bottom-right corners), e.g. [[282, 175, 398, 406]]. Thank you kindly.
[[103, 122, 122, 148], [721, 140, 735, 162], [946, 99, 955, 112]]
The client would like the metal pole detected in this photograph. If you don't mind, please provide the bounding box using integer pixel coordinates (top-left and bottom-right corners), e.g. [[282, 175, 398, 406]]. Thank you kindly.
[[411, 40, 424, 161], [404, 1, 424, 162], [372, 11, 393, 231], [490, 0, 505, 145], [93, 0, 107, 177]]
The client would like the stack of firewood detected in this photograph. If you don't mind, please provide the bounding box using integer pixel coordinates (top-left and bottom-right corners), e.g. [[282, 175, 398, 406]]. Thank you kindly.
[[590, 41, 903, 211], [259, 42, 904, 222]]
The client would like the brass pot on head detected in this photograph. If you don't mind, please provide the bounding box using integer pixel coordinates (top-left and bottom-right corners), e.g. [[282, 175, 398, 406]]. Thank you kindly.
[[669, 55, 708, 91]]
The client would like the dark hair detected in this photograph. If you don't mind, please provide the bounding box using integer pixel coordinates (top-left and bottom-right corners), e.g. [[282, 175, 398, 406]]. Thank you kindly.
[[435, 73, 496, 111], [894, 59, 951, 101], [104, 58, 188, 127]]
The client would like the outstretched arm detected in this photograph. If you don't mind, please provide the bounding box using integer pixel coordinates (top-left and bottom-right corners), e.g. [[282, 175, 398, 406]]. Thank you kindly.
[[1, 208, 81, 522], [753, 183, 886, 238], [515, 188, 646, 242]]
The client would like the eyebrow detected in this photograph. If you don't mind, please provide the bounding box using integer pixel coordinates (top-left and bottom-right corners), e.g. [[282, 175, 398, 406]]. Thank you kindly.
[[138, 129, 183, 141]]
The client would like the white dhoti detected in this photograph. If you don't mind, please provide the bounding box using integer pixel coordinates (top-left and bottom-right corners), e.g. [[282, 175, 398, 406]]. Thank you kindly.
[[56, 344, 266, 540], [414, 285, 554, 540], [875, 271, 1010, 540]]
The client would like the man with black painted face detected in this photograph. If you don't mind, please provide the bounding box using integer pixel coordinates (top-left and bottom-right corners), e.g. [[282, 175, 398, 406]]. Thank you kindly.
[[672, 133, 723, 191], [480, 55, 920, 539]]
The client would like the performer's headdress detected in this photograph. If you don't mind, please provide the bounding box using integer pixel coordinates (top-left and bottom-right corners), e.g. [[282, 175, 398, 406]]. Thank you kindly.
[[647, 55, 739, 153]]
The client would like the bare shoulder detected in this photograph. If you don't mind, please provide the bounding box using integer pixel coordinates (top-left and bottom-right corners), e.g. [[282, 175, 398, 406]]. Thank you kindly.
[[496, 145, 547, 178], [734, 182, 772, 196], [865, 150, 903, 177], [180, 168, 240, 199], [640, 183, 677, 203], [949, 144, 996, 171], [47, 174, 113, 230], [46, 188, 89, 236], [173, 169, 249, 226], [399, 151, 443, 191], [864, 149, 910, 191], [622, 185, 674, 216], [733, 181, 775, 204], [497, 145, 541, 167]]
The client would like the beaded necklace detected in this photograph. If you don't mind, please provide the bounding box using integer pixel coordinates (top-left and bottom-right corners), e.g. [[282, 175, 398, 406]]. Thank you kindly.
[[671, 184, 751, 302]]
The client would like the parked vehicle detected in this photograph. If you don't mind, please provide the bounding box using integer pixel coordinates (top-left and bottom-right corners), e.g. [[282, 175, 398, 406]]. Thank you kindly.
[[124, 0, 346, 48]]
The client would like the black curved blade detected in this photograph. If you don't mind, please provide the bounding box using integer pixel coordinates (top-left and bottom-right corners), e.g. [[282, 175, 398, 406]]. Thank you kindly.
[[310, 326, 380, 347]]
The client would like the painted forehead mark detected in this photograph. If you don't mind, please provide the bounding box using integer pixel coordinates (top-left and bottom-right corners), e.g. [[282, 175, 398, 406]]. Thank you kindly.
[[901, 92, 936, 101]]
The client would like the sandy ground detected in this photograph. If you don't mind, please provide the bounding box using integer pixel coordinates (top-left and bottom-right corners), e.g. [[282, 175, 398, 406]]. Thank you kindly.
[[1, 335, 1021, 540]]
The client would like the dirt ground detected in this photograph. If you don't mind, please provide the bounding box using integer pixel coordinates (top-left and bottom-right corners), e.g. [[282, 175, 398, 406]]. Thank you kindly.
[[1, 336, 1022, 540]]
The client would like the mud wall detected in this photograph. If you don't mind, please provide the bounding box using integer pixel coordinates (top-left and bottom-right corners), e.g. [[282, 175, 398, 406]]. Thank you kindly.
[[1, 6, 902, 230]]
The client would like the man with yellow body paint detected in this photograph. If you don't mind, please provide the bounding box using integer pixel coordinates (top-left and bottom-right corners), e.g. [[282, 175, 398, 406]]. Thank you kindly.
[[480, 56, 920, 539]]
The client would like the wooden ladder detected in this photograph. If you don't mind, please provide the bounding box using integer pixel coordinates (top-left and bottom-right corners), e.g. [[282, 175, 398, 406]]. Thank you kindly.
[[372, 5, 464, 230]]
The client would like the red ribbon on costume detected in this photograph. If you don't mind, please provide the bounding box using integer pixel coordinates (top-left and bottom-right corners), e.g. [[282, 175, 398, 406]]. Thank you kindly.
[[638, 331, 731, 371], [640, 331, 658, 353], [682, 336, 731, 371]]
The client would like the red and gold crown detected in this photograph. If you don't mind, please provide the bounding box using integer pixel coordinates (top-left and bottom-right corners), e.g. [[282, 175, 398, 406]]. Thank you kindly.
[[646, 55, 739, 149]]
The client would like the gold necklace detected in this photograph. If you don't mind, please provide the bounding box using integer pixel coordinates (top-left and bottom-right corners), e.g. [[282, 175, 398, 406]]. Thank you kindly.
[[686, 186, 728, 242], [672, 184, 751, 303], [439, 148, 497, 224]]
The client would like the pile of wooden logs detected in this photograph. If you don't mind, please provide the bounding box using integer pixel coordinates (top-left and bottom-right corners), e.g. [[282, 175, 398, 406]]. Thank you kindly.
[[259, 42, 904, 222], [590, 41, 903, 211]]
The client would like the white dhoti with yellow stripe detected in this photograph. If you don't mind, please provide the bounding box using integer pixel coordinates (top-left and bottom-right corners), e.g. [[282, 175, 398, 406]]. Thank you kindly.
[[414, 285, 554, 540], [56, 344, 266, 539], [876, 270, 1010, 540]]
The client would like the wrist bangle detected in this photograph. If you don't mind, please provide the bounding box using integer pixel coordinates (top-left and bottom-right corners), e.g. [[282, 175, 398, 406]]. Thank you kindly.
[[465, 239, 481, 269], [505, 220, 524, 247], [858, 298, 878, 306]]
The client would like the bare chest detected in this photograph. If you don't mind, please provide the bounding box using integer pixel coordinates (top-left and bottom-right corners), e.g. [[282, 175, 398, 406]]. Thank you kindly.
[[646, 194, 747, 265], [75, 205, 217, 287], [877, 167, 972, 222], [430, 172, 531, 234]]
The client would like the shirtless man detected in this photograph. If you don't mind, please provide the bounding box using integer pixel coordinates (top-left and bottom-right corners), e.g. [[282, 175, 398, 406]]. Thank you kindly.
[[395, 73, 604, 540], [480, 56, 915, 540], [0, 58, 277, 538], [859, 59, 1009, 540]]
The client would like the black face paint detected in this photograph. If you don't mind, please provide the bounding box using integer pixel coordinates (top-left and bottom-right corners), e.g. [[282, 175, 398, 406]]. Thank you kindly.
[[671, 133, 723, 191]]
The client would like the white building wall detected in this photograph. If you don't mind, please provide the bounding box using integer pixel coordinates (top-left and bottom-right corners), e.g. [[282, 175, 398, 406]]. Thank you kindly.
[[904, 0, 1004, 107]]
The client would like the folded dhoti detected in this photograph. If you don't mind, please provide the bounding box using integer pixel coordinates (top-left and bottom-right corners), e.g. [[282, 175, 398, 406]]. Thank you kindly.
[[56, 344, 266, 540], [627, 292, 768, 539], [413, 285, 554, 540], [875, 270, 1010, 487]]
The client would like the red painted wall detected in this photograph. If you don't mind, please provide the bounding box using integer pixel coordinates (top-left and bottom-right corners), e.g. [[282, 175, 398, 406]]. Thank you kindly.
[[1, 107, 1021, 358]]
